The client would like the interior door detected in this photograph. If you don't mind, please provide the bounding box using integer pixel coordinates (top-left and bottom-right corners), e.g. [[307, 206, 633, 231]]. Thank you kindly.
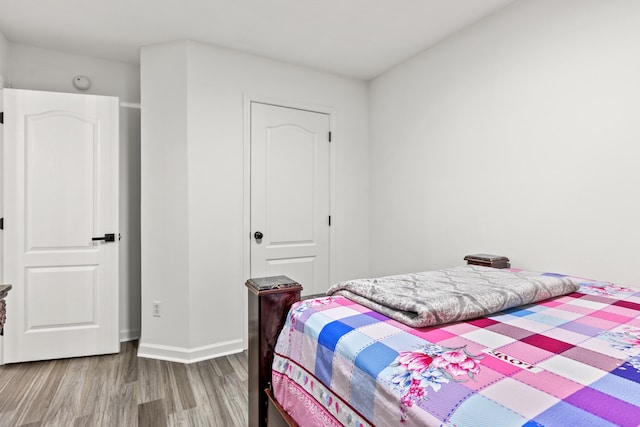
[[2, 88, 119, 364], [250, 102, 330, 296]]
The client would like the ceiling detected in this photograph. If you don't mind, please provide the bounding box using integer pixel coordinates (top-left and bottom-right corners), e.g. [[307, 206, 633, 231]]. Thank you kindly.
[[0, 0, 516, 80]]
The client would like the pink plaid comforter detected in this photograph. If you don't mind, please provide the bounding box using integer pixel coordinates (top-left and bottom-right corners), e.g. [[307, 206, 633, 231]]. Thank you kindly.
[[272, 271, 640, 426]]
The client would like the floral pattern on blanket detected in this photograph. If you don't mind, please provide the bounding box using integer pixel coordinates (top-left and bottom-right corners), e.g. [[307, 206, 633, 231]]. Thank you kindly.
[[623, 355, 640, 375], [600, 327, 640, 377], [288, 296, 337, 329], [599, 327, 640, 352], [579, 283, 636, 297], [390, 344, 483, 422]]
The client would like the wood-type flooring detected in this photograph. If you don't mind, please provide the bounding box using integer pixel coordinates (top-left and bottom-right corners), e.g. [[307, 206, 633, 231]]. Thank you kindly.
[[0, 341, 248, 426]]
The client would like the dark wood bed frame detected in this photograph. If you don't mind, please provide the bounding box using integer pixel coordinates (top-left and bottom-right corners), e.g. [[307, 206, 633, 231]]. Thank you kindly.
[[246, 276, 302, 427], [245, 255, 510, 426]]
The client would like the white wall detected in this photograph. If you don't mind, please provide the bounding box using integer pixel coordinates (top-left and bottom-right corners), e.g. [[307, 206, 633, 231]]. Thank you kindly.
[[7, 43, 142, 340], [140, 41, 370, 361], [7, 44, 140, 101], [0, 31, 7, 87], [369, 0, 640, 286], [139, 42, 191, 355]]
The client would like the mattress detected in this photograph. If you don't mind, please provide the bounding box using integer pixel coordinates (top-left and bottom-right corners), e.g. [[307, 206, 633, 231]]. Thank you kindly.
[[272, 270, 640, 426]]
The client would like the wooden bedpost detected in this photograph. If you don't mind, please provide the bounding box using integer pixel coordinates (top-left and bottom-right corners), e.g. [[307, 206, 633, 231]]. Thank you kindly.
[[246, 276, 302, 427]]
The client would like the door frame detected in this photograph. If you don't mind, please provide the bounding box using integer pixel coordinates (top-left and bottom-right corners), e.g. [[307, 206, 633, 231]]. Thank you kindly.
[[241, 93, 335, 349]]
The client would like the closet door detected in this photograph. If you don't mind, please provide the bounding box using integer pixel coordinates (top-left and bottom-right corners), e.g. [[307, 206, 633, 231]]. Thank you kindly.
[[250, 102, 330, 296], [2, 89, 119, 363]]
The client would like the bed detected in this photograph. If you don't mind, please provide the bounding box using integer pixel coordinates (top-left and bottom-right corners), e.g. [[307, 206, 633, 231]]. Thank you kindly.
[[246, 265, 640, 427]]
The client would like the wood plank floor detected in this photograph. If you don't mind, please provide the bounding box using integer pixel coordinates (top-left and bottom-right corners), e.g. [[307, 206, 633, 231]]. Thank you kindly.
[[0, 341, 248, 426]]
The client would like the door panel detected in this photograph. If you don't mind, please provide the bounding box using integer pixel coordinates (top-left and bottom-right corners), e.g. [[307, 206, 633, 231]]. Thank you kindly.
[[25, 266, 97, 329], [2, 88, 119, 364], [267, 126, 315, 243], [26, 112, 97, 250], [266, 257, 315, 292], [251, 103, 330, 296]]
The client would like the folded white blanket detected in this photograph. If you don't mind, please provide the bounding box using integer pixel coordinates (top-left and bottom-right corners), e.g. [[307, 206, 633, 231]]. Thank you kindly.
[[326, 265, 579, 327]]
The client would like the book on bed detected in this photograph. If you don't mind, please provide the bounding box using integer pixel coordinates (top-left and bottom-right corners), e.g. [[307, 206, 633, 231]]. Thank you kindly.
[[464, 253, 511, 268], [246, 275, 300, 292]]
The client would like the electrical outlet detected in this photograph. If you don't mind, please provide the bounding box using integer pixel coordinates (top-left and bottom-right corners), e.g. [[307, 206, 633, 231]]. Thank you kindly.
[[152, 301, 161, 317]]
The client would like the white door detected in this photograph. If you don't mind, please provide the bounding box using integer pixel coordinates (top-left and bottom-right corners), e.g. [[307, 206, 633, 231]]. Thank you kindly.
[[1, 89, 119, 364], [250, 102, 330, 296]]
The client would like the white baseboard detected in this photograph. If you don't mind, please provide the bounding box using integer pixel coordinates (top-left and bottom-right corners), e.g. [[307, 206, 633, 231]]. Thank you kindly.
[[137, 338, 244, 364], [120, 328, 141, 342]]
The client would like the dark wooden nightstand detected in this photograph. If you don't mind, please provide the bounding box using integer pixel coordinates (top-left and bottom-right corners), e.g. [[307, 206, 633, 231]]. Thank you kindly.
[[464, 254, 510, 269]]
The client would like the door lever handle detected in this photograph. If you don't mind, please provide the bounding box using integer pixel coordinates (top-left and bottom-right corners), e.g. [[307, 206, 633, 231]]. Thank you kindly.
[[92, 233, 116, 242]]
